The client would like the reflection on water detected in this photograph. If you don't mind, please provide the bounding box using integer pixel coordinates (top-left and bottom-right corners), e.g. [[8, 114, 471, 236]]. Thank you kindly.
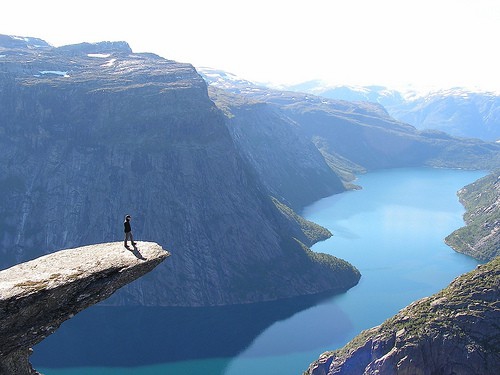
[[33, 292, 337, 369]]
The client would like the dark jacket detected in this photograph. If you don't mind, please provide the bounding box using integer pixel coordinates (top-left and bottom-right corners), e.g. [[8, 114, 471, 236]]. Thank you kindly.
[[124, 220, 131, 233]]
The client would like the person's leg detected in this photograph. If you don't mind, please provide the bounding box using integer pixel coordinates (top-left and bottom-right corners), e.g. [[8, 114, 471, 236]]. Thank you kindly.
[[130, 232, 136, 245], [124, 232, 130, 246]]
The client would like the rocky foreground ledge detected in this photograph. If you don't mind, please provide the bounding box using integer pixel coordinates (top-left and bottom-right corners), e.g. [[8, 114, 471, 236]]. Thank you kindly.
[[0, 242, 169, 375], [304, 257, 500, 375]]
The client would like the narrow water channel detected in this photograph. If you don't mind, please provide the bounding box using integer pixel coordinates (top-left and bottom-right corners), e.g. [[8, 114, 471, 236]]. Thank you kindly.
[[35, 168, 485, 375]]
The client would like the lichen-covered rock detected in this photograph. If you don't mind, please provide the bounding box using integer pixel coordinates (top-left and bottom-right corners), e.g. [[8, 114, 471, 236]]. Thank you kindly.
[[304, 257, 500, 375], [0, 242, 169, 375]]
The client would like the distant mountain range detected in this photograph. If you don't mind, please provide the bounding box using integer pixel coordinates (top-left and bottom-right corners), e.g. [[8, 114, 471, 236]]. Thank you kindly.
[[198, 69, 499, 142], [199, 67, 499, 175], [283, 80, 500, 142]]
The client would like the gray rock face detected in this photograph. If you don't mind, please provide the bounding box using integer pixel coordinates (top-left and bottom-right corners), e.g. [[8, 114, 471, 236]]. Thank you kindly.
[[304, 257, 500, 375], [0, 242, 169, 375], [209, 87, 346, 210], [0, 34, 360, 306]]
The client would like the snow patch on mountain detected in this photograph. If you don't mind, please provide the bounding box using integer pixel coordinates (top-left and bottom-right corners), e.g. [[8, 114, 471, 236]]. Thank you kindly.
[[88, 53, 111, 58], [39, 70, 69, 77], [102, 59, 117, 67], [197, 67, 259, 89]]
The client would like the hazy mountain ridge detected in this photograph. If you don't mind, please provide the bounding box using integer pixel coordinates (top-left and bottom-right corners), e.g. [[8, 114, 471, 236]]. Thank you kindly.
[[207, 86, 348, 210], [199, 68, 500, 176], [0, 35, 360, 306], [279, 80, 500, 142]]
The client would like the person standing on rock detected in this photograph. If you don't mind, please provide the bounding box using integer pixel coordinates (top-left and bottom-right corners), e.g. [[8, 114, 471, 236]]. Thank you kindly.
[[124, 215, 136, 248]]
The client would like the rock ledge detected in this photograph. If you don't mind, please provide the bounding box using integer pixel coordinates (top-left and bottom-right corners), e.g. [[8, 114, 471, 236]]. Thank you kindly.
[[0, 242, 169, 375]]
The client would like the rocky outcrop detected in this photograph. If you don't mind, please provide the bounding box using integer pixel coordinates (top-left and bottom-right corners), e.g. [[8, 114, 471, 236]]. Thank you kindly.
[[0, 242, 169, 375], [0, 35, 360, 306], [304, 257, 500, 375], [446, 171, 500, 261]]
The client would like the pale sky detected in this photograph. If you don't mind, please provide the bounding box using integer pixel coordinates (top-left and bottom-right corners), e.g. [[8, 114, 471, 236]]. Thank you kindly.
[[2, 0, 499, 93]]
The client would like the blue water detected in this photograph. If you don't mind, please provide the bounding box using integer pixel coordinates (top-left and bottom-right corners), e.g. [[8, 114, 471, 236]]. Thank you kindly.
[[35, 168, 485, 375]]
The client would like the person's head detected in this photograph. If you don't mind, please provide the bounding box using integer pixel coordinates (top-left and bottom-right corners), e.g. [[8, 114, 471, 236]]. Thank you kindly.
[[125, 215, 131, 221]]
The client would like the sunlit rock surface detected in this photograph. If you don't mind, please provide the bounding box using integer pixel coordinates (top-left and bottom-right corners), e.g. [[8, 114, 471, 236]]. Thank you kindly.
[[0, 242, 169, 375]]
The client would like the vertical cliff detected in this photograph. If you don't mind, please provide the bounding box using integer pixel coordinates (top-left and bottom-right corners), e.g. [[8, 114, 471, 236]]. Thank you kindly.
[[0, 35, 360, 306], [208, 87, 346, 210]]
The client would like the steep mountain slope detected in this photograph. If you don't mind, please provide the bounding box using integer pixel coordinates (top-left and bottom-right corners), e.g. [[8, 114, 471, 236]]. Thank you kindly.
[[208, 87, 347, 210], [304, 257, 500, 375], [446, 171, 500, 261], [0, 35, 360, 306]]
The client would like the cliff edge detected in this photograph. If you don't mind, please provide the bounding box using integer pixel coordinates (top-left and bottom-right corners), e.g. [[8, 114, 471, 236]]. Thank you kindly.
[[0, 34, 359, 307], [304, 256, 500, 375], [0, 242, 169, 375]]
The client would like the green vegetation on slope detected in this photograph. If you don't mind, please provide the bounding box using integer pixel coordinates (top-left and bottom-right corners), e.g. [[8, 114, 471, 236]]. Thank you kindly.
[[272, 197, 332, 245], [344, 256, 499, 353], [446, 170, 500, 261]]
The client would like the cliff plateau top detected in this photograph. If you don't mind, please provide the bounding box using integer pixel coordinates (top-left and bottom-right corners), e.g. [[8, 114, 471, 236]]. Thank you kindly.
[[0, 34, 205, 92]]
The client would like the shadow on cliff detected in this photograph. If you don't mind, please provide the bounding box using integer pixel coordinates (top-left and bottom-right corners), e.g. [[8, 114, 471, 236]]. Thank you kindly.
[[31, 291, 351, 371], [127, 244, 147, 260]]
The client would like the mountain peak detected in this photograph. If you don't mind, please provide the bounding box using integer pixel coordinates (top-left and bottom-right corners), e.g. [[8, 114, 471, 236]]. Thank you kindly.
[[0, 34, 133, 57], [0, 34, 51, 50], [56, 40, 133, 56]]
